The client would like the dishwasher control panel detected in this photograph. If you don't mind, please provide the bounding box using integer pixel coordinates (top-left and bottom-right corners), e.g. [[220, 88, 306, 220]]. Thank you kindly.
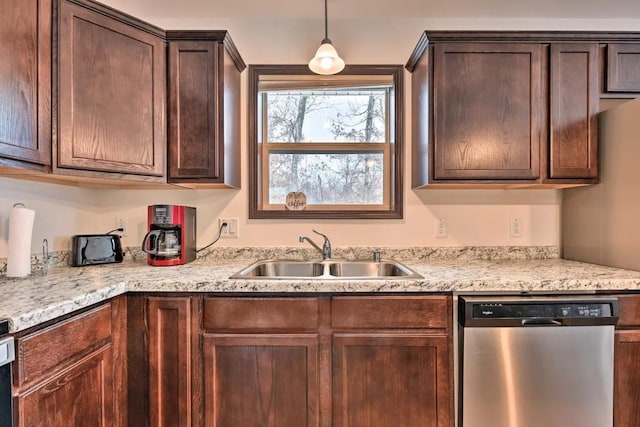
[[459, 296, 619, 327], [473, 302, 612, 319]]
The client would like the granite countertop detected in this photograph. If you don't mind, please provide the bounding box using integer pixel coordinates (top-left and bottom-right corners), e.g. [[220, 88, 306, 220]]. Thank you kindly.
[[2, 254, 640, 333]]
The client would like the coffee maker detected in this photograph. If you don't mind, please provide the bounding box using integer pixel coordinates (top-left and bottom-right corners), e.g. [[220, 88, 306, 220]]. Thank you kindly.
[[142, 205, 196, 266]]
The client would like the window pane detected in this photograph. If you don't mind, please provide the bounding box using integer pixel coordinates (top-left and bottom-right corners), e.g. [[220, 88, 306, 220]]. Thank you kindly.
[[265, 89, 387, 143], [268, 152, 384, 205]]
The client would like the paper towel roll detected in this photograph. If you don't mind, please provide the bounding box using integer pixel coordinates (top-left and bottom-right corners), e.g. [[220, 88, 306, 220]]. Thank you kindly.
[[7, 204, 35, 278]]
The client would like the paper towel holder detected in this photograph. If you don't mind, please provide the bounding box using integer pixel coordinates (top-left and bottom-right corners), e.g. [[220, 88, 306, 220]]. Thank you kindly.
[[13, 203, 25, 208]]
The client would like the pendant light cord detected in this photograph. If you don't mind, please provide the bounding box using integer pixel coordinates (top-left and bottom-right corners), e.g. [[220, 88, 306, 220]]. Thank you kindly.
[[324, 0, 328, 40]]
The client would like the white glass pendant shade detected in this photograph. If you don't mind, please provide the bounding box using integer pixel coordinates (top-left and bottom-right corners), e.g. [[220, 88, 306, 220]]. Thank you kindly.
[[309, 39, 345, 75]]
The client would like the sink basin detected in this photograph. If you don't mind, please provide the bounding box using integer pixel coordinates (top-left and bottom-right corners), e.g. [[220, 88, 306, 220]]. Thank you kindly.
[[328, 261, 419, 278], [230, 259, 423, 280], [231, 260, 325, 278]]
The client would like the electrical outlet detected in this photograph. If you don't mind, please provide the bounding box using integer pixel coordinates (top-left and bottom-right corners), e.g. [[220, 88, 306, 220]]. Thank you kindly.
[[219, 218, 239, 238], [510, 217, 523, 238], [436, 218, 447, 238], [115, 217, 128, 237]]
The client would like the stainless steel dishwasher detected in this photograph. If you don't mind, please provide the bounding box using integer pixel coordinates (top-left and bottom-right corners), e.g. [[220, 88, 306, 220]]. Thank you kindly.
[[458, 296, 618, 427]]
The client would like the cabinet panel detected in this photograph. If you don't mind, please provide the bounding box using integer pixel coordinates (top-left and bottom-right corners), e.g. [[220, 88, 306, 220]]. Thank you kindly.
[[607, 43, 640, 92], [549, 43, 598, 179], [168, 41, 221, 180], [17, 346, 113, 427], [332, 295, 449, 330], [0, 0, 51, 166], [148, 297, 192, 427], [17, 304, 112, 387], [333, 333, 451, 427], [614, 330, 640, 427], [203, 334, 319, 427], [617, 295, 640, 327], [433, 43, 542, 180], [203, 297, 321, 332], [57, 0, 166, 177]]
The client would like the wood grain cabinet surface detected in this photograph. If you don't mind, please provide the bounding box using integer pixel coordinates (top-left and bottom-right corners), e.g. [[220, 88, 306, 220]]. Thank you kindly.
[[431, 42, 543, 181], [56, 0, 166, 181], [167, 32, 245, 187], [547, 42, 599, 181], [147, 297, 196, 427], [331, 295, 452, 427], [614, 294, 640, 427], [607, 43, 640, 92], [134, 295, 453, 427], [0, 0, 51, 170], [13, 302, 119, 427], [407, 32, 607, 188]]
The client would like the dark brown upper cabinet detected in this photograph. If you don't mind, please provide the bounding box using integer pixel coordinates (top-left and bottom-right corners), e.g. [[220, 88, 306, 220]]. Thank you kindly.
[[56, 0, 167, 182], [407, 32, 603, 188], [166, 31, 245, 188], [0, 0, 52, 171], [548, 43, 599, 180], [431, 42, 543, 181], [607, 43, 640, 92]]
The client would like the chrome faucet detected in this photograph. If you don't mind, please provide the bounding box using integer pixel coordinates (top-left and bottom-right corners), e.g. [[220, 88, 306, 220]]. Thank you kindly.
[[299, 229, 332, 260]]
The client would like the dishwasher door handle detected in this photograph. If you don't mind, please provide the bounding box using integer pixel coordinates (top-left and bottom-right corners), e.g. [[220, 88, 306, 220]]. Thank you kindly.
[[521, 318, 563, 326]]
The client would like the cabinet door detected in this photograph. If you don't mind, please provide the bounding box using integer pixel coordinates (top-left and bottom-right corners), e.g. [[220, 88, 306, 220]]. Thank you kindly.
[[614, 330, 640, 427], [148, 297, 194, 427], [432, 43, 542, 180], [333, 334, 451, 427], [168, 40, 221, 181], [607, 43, 640, 92], [548, 43, 599, 179], [57, 0, 166, 177], [203, 334, 320, 427], [17, 346, 113, 427], [0, 0, 51, 166]]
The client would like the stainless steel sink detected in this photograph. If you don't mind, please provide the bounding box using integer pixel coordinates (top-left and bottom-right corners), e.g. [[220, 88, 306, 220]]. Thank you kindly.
[[230, 260, 325, 278], [230, 259, 423, 279]]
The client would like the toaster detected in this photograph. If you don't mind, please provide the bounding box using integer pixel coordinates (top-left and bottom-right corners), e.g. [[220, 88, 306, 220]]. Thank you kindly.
[[71, 234, 124, 267]]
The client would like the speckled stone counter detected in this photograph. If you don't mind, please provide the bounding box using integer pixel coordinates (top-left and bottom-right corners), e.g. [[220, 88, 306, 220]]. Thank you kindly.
[[2, 246, 640, 333]]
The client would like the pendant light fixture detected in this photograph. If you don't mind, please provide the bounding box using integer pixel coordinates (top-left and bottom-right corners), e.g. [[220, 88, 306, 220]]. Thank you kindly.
[[308, 0, 345, 75]]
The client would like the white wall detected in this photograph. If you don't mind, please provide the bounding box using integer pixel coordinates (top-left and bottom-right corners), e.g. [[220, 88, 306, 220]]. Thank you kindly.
[[12, 14, 636, 256]]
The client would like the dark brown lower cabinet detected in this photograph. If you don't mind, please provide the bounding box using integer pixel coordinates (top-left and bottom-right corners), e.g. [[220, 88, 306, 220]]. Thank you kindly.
[[333, 334, 451, 427], [13, 302, 121, 427], [202, 334, 320, 427], [17, 346, 113, 427], [147, 297, 196, 427], [614, 330, 640, 426]]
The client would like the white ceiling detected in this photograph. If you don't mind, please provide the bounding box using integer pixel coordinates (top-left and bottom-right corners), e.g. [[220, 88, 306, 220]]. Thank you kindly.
[[101, 0, 640, 21]]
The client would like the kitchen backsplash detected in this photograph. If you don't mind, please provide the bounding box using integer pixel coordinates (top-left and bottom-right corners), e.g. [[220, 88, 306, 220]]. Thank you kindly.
[[0, 245, 559, 277]]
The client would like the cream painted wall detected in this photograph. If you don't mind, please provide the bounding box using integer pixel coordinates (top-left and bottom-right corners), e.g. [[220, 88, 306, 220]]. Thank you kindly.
[[11, 14, 629, 257]]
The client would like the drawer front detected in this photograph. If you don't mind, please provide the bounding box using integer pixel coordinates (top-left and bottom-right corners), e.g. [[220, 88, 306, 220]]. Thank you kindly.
[[617, 295, 640, 327], [332, 296, 450, 330], [17, 304, 112, 386], [203, 297, 321, 331]]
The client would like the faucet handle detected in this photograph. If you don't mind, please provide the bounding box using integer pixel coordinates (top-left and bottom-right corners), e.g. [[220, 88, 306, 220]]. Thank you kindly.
[[312, 229, 331, 249], [312, 229, 331, 259], [312, 229, 329, 242]]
